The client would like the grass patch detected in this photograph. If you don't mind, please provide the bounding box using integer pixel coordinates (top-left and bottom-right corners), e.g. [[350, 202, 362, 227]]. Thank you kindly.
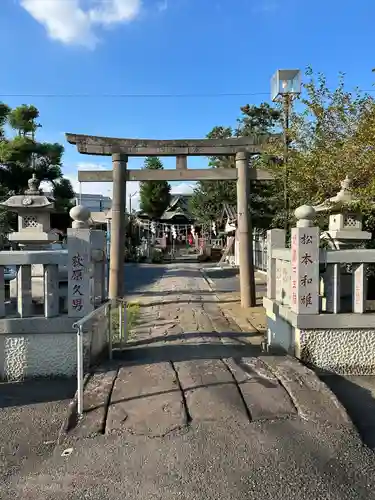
[[111, 301, 140, 343]]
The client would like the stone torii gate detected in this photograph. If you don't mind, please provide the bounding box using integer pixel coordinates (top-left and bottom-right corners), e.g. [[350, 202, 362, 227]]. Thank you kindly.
[[66, 133, 275, 308]]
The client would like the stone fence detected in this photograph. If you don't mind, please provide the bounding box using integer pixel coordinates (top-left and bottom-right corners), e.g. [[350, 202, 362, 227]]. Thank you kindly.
[[264, 206, 375, 375], [0, 250, 68, 318], [0, 208, 108, 381]]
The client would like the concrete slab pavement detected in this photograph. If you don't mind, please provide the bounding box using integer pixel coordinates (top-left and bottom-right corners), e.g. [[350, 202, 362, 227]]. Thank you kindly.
[[201, 265, 267, 343]]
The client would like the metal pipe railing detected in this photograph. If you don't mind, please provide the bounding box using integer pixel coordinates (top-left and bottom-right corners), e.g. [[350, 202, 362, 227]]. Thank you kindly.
[[73, 299, 115, 417], [72, 298, 128, 417]]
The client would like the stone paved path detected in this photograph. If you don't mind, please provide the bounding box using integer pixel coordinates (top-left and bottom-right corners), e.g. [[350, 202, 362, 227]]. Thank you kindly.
[[66, 263, 350, 440], [201, 266, 268, 339]]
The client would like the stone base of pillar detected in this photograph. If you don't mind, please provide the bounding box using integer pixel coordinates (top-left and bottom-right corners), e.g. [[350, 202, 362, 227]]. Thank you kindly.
[[264, 296, 375, 375]]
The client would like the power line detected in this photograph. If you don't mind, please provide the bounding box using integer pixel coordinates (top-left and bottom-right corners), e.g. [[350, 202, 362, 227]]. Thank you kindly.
[[0, 91, 270, 98], [1, 89, 374, 99]]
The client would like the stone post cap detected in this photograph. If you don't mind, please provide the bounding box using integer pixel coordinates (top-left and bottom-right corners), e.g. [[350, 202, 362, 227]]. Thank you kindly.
[[295, 205, 316, 227], [70, 205, 91, 229]]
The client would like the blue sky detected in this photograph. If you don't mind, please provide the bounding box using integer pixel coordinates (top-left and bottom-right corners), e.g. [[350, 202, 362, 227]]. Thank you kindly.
[[1, 0, 375, 209]]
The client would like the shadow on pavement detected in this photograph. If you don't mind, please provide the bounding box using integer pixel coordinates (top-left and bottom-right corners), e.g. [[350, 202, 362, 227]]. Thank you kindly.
[[0, 377, 76, 409], [125, 330, 262, 348], [319, 374, 375, 450], [124, 264, 169, 295], [113, 340, 265, 365], [124, 264, 211, 296], [127, 289, 216, 297], [138, 299, 240, 306], [204, 268, 240, 279]]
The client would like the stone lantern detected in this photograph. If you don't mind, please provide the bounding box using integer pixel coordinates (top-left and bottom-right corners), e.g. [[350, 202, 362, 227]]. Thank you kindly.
[[314, 176, 371, 312], [1, 174, 61, 302], [0, 173, 57, 249], [313, 176, 371, 249]]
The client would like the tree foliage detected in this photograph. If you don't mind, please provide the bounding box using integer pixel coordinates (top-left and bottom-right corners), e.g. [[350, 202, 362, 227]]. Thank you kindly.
[[52, 178, 76, 212], [8, 104, 41, 138], [191, 68, 375, 233], [257, 67, 375, 230], [0, 102, 75, 241], [139, 156, 171, 219], [190, 103, 282, 227]]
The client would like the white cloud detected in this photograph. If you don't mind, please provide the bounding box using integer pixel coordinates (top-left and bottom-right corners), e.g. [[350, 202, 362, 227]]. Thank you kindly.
[[20, 0, 142, 48], [171, 182, 196, 195]]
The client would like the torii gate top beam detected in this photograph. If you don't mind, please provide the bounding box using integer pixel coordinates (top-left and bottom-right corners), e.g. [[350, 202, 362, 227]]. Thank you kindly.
[[66, 133, 278, 157]]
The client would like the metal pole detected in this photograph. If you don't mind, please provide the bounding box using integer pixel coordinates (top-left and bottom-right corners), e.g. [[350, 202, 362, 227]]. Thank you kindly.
[[109, 154, 127, 299], [107, 302, 113, 361], [119, 300, 123, 345], [283, 95, 291, 234], [236, 151, 256, 308], [76, 325, 84, 417]]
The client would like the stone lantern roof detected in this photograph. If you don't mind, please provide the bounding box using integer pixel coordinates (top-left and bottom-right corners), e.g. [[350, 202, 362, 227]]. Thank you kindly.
[[0, 174, 55, 212], [313, 176, 371, 248], [313, 176, 356, 213], [0, 174, 57, 247]]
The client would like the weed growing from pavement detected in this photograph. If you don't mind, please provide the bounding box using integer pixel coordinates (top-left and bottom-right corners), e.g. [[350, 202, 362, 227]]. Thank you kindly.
[[111, 302, 140, 343]]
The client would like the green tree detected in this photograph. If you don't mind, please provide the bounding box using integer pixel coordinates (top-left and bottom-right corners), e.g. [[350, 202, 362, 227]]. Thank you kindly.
[[190, 104, 282, 228], [139, 156, 171, 219], [258, 67, 375, 230], [0, 103, 10, 139], [51, 177, 76, 212], [0, 103, 72, 201], [8, 104, 41, 138], [0, 102, 76, 245]]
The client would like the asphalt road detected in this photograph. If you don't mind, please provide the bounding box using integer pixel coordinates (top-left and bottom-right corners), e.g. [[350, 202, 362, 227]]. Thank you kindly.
[[0, 378, 76, 483], [124, 261, 267, 296], [4, 417, 375, 499], [202, 265, 267, 294], [124, 262, 169, 296]]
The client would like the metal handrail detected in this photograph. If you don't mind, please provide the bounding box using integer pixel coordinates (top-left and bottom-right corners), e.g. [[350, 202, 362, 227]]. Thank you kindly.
[[73, 299, 116, 417], [73, 297, 128, 417], [72, 299, 113, 329]]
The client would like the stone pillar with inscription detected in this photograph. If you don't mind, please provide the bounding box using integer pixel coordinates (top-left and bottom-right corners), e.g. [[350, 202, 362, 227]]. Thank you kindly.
[[290, 205, 320, 315], [266, 228, 286, 300], [67, 206, 93, 318]]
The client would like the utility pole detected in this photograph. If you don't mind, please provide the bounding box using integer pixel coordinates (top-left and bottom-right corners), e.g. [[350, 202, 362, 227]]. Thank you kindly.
[[129, 191, 138, 214], [283, 94, 291, 234], [271, 69, 302, 235]]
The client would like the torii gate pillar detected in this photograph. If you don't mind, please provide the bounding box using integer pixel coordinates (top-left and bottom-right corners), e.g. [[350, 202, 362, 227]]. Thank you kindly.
[[236, 152, 256, 308], [109, 153, 127, 299]]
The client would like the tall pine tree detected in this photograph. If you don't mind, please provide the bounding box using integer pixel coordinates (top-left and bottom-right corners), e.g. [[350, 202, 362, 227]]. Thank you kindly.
[[0, 103, 75, 208], [139, 157, 171, 219]]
